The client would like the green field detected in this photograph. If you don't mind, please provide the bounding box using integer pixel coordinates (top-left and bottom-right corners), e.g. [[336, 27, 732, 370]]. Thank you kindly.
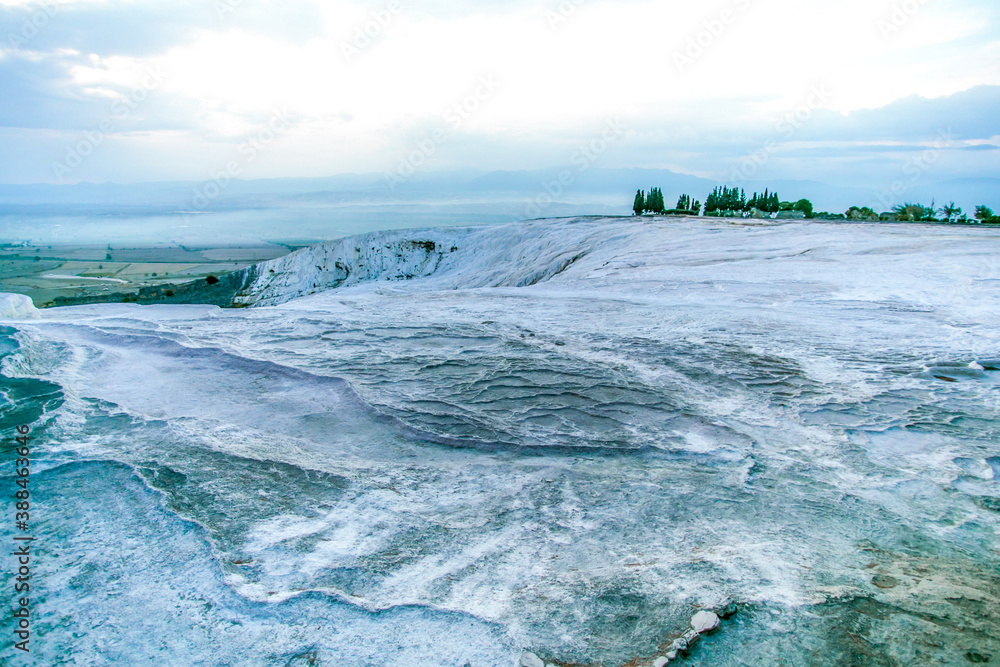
[[0, 243, 296, 307]]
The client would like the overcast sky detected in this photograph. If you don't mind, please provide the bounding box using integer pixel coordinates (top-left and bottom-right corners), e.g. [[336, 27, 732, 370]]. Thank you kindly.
[[0, 0, 998, 187]]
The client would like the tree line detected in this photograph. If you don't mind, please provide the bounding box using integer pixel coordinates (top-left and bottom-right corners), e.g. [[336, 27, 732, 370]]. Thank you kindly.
[[631, 185, 997, 224], [838, 202, 997, 223], [633, 188, 701, 216]]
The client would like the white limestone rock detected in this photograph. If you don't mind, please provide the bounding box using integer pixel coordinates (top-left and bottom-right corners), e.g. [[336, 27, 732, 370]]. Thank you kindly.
[[0, 293, 38, 320], [520, 650, 545, 667], [691, 610, 720, 633]]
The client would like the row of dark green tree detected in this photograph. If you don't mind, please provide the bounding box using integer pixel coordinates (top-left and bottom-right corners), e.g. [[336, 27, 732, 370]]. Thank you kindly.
[[632, 185, 998, 225], [633, 188, 701, 216], [633, 185, 810, 217], [703, 187, 816, 216], [633, 188, 666, 215]]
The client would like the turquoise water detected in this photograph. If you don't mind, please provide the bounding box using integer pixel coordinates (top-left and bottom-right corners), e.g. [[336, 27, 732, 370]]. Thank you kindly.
[[0, 326, 515, 665]]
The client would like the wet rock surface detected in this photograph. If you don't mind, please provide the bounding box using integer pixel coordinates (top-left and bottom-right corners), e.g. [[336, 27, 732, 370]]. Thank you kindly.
[[14, 219, 1000, 665]]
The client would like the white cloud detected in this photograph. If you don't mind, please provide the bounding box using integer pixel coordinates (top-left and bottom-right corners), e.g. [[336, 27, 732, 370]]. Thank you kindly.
[[0, 0, 998, 183]]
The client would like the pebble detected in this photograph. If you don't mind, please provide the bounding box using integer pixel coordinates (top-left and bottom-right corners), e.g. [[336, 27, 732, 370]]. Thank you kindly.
[[520, 651, 544, 667], [653, 658, 669, 667]]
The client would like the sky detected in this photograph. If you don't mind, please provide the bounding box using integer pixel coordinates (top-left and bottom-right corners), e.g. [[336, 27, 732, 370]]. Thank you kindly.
[[0, 0, 998, 191]]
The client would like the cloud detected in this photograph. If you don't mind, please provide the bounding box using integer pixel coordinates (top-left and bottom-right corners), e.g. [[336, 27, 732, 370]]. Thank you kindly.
[[0, 0, 997, 185], [803, 86, 1000, 142], [0, 0, 324, 57], [0, 50, 101, 129]]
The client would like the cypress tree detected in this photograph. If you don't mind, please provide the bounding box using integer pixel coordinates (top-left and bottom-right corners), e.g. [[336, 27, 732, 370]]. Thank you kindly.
[[648, 187, 664, 214], [710, 186, 726, 213], [633, 189, 645, 216]]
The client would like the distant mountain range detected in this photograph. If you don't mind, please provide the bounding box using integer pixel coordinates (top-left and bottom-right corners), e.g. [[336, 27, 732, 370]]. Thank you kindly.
[[0, 168, 996, 217]]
